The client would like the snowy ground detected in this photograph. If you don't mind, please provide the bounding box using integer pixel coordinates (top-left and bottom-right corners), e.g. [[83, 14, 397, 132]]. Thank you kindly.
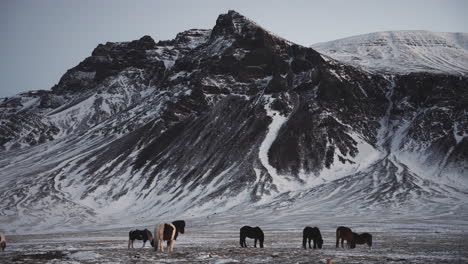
[[1, 229, 467, 263]]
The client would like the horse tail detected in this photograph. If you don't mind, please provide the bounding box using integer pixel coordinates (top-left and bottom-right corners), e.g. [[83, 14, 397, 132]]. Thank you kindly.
[[128, 230, 133, 249], [239, 230, 245, 247], [154, 225, 161, 251], [302, 228, 307, 249], [336, 228, 340, 248]]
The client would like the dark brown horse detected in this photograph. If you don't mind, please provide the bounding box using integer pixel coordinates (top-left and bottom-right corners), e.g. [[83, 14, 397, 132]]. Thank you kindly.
[[353, 232, 373, 249], [0, 233, 5, 251], [336, 226, 355, 248], [302, 226, 323, 249], [128, 229, 153, 249]]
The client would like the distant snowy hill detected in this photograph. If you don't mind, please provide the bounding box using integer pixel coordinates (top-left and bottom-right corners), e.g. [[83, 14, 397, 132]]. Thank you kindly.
[[312, 31, 468, 75], [1, 12, 467, 234]]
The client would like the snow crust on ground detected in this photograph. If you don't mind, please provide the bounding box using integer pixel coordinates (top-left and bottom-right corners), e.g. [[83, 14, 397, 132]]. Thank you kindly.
[[1, 231, 466, 264]]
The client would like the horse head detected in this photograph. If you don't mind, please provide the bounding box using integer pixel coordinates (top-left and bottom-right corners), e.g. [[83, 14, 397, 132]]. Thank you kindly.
[[351, 232, 358, 249], [317, 238, 324, 249], [173, 220, 186, 234]]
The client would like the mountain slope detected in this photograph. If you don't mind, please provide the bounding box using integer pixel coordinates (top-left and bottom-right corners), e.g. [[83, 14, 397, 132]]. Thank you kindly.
[[0, 12, 467, 234], [312, 31, 468, 75]]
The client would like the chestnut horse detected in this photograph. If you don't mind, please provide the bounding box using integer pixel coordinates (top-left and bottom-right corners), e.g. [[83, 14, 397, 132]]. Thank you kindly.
[[353, 232, 373, 249], [336, 226, 355, 248], [153, 220, 185, 252]]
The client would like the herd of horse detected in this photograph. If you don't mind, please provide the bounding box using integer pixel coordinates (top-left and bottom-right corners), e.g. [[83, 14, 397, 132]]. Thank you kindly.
[[0, 223, 372, 254], [128, 221, 372, 252]]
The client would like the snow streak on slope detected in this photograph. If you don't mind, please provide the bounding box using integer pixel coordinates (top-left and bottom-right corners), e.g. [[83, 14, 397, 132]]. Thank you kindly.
[[257, 95, 293, 192], [312, 31, 468, 75]]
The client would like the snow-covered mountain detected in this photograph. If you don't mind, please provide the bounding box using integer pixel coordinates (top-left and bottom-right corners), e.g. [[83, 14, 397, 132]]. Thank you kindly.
[[312, 31, 468, 75], [1, 11, 467, 234]]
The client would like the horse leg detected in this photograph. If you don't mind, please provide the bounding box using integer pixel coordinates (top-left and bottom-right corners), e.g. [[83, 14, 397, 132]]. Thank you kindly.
[[128, 239, 131, 249], [302, 236, 307, 249], [254, 238, 257, 248], [142, 240, 146, 248], [160, 240, 165, 252], [169, 240, 175, 253], [341, 238, 344, 248], [240, 235, 247, 247], [313, 239, 316, 249]]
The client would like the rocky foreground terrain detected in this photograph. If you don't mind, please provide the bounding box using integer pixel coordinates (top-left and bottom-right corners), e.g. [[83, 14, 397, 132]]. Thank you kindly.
[[0, 230, 467, 264]]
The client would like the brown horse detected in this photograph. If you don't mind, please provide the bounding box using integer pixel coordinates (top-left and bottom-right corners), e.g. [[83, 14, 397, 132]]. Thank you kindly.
[[336, 226, 355, 248], [0, 232, 5, 251]]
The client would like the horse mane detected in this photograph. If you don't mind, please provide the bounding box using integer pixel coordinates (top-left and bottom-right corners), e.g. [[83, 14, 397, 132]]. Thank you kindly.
[[172, 220, 185, 228]]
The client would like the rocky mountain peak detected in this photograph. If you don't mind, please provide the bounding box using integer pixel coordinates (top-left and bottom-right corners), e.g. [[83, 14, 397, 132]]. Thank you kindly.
[[211, 10, 257, 37], [173, 29, 211, 49], [210, 10, 290, 47]]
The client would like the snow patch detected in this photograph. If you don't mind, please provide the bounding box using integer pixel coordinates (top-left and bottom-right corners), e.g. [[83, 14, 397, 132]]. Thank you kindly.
[[69, 251, 102, 260]]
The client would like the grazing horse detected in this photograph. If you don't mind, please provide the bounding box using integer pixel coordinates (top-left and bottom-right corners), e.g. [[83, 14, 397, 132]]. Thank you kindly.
[[0, 233, 5, 251], [153, 220, 185, 252], [240, 226, 264, 248], [353, 232, 372, 249], [128, 229, 153, 249], [336, 226, 355, 248], [302, 226, 323, 249]]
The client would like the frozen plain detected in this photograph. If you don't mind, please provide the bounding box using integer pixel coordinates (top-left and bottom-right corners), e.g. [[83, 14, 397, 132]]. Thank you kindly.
[[1, 215, 467, 264]]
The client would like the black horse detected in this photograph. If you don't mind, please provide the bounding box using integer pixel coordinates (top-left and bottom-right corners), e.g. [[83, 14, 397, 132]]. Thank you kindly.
[[353, 232, 372, 249], [240, 226, 264, 248], [128, 229, 153, 249], [302, 226, 323, 249], [153, 220, 186, 252]]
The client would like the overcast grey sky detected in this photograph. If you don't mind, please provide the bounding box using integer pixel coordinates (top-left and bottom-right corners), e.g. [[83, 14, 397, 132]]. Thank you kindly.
[[1, 0, 467, 98]]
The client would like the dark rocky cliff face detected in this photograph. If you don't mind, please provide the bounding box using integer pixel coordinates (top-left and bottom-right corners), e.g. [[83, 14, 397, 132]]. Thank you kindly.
[[0, 10, 466, 232]]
